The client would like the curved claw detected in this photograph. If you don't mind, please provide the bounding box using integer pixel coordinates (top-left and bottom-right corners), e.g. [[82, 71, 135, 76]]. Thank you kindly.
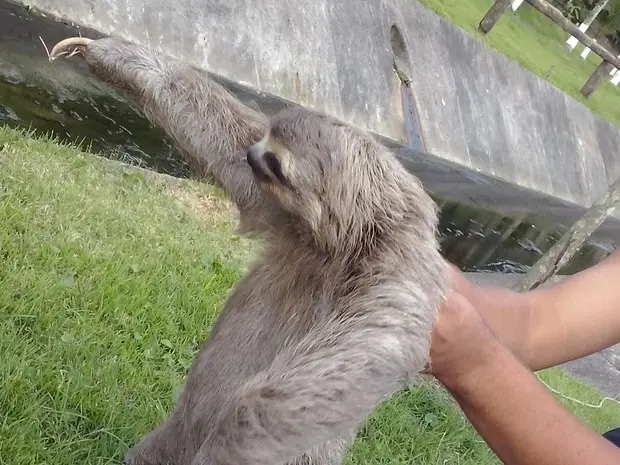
[[49, 37, 94, 61]]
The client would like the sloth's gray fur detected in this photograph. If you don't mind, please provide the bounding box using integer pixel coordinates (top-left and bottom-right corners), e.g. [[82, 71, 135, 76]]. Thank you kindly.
[[50, 36, 449, 465]]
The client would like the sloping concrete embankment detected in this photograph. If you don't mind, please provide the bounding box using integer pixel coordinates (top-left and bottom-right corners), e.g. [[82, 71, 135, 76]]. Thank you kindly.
[[16, 0, 620, 220]]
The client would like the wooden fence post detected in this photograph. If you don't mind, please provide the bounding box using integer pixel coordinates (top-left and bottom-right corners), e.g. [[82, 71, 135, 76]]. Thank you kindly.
[[581, 60, 615, 98], [479, 0, 514, 34]]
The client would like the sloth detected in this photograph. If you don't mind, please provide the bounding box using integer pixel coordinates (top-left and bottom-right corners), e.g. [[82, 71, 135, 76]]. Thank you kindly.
[[49, 36, 449, 465]]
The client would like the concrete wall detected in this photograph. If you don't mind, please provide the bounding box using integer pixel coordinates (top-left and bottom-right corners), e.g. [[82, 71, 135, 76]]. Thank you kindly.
[[19, 0, 620, 211]]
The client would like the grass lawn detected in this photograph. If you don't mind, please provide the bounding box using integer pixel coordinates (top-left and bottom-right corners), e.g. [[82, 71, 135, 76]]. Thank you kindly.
[[417, 0, 620, 129], [1, 126, 620, 464]]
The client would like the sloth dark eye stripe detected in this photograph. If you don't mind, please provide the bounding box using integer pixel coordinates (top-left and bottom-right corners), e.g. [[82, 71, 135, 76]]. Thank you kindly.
[[264, 151, 290, 186]]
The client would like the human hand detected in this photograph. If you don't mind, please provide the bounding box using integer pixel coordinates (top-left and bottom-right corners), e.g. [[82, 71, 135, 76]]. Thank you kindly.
[[425, 289, 505, 390]]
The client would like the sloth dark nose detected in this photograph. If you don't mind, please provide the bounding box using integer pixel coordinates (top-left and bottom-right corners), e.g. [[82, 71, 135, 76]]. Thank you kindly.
[[246, 145, 270, 181], [246, 145, 264, 166]]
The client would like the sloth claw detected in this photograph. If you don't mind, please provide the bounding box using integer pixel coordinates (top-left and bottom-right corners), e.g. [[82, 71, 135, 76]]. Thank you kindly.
[[49, 37, 94, 61]]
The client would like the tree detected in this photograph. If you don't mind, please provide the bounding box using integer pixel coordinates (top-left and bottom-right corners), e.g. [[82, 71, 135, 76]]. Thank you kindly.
[[599, 0, 620, 37], [567, 0, 610, 51], [583, 0, 611, 25]]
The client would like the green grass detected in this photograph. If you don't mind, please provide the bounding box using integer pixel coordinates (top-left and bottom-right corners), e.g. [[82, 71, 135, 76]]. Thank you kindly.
[[418, 0, 620, 128], [1, 126, 619, 464]]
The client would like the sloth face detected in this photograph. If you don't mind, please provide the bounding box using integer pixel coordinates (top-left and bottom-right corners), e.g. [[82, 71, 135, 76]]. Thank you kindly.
[[245, 107, 391, 248], [246, 129, 326, 234]]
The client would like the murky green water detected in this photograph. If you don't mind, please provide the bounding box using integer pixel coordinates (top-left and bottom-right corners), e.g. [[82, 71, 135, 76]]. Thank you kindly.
[[0, 0, 614, 276]]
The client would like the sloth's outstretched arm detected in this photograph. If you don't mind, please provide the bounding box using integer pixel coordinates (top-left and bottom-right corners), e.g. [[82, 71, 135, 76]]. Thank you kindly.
[[50, 37, 278, 232], [203, 293, 433, 465]]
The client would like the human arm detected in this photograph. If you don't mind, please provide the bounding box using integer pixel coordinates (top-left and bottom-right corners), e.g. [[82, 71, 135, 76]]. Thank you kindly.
[[449, 248, 620, 371], [429, 291, 620, 465]]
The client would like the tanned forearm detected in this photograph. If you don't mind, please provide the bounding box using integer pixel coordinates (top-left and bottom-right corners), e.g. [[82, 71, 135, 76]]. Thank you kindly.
[[441, 344, 620, 465], [448, 248, 620, 372], [525, 249, 620, 371], [448, 266, 534, 364]]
